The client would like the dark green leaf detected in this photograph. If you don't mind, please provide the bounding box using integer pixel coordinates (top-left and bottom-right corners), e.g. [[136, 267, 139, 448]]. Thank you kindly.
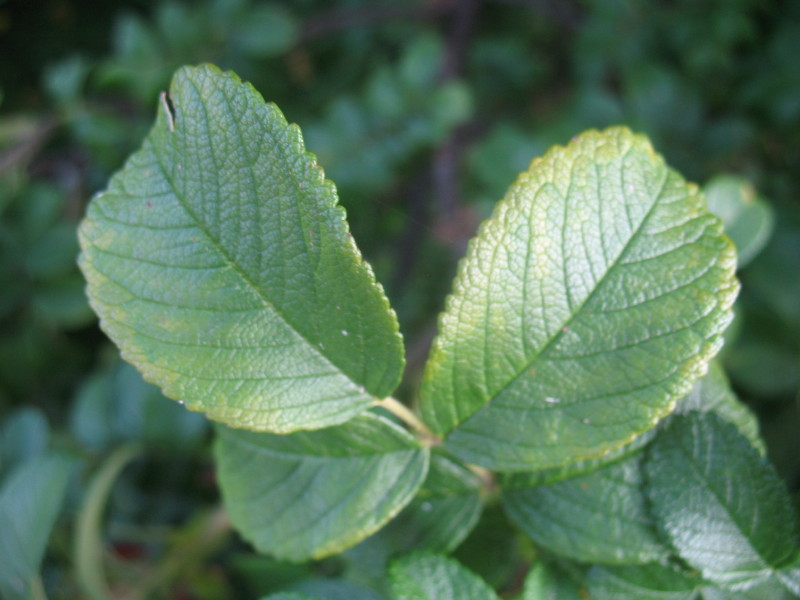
[[79, 64, 404, 433], [645, 413, 799, 588], [587, 563, 701, 599], [214, 413, 428, 561], [503, 453, 670, 564], [421, 127, 738, 471], [389, 552, 500, 600], [375, 450, 483, 554], [522, 561, 586, 600], [674, 361, 763, 452]]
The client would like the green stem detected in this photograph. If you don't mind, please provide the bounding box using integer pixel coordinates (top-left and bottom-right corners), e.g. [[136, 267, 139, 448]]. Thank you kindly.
[[123, 506, 231, 600], [378, 397, 440, 444], [74, 443, 143, 600], [30, 575, 48, 600]]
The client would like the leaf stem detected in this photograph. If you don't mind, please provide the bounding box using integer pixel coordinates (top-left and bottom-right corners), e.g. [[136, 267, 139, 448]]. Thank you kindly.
[[123, 506, 231, 600], [75, 443, 143, 600], [378, 397, 440, 445]]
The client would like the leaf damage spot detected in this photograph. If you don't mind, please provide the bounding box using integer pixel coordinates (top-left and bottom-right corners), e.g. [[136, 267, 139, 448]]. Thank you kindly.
[[160, 91, 176, 133]]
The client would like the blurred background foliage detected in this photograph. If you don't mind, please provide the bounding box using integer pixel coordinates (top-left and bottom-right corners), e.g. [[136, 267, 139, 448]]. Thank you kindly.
[[0, 0, 798, 598]]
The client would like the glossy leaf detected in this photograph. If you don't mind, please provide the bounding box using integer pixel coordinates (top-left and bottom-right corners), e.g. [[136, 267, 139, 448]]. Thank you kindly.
[[214, 413, 428, 561], [0, 454, 75, 600], [503, 453, 670, 564], [389, 552, 500, 600], [421, 127, 738, 471], [674, 361, 763, 452], [645, 413, 799, 588], [587, 563, 701, 599], [701, 577, 798, 600], [376, 450, 483, 553], [79, 64, 404, 433]]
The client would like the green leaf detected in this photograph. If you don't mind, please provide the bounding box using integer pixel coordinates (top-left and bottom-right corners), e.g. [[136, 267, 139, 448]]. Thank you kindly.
[[503, 453, 670, 565], [261, 594, 323, 600], [0, 453, 75, 600], [420, 127, 738, 471], [587, 563, 701, 599], [389, 552, 500, 600], [79, 64, 404, 433], [70, 361, 207, 452], [0, 408, 49, 479], [522, 561, 586, 600], [674, 361, 763, 452], [288, 580, 385, 600], [704, 175, 773, 267], [232, 4, 297, 58], [701, 576, 798, 600], [775, 551, 800, 594], [214, 413, 428, 561], [645, 413, 799, 588], [375, 450, 483, 553]]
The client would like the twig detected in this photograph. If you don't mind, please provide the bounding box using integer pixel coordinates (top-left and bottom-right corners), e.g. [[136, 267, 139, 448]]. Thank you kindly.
[[378, 396, 441, 445]]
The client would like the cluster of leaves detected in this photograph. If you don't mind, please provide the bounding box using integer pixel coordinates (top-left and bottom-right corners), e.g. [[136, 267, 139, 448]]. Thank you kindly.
[[1, 1, 799, 599]]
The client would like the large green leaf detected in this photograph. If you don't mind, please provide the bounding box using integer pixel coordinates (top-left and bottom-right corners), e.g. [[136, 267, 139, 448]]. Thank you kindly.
[[587, 563, 701, 600], [78, 64, 404, 433], [0, 453, 75, 600], [645, 413, 799, 589], [389, 553, 500, 600], [420, 127, 738, 471], [214, 413, 428, 561], [503, 452, 670, 565]]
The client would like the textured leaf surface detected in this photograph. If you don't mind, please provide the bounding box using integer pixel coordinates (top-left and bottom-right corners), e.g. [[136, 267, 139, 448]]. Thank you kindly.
[[645, 413, 799, 588], [587, 564, 700, 599], [503, 453, 669, 564], [378, 450, 483, 553], [389, 553, 499, 600], [0, 454, 75, 600], [214, 413, 428, 561], [420, 127, 738, 471], [79, 64, 404, 433], [674, 361, 763, 452]]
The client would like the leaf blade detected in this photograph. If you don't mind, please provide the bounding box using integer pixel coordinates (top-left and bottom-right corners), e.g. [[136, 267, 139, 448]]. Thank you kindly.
[[214, 413, 428, 561], [421, 127, 738, 471], [644, 412, 799, 588], [503, 453, 670, 565], [389, 552, 500, 600], [79, 64, 404, 433]]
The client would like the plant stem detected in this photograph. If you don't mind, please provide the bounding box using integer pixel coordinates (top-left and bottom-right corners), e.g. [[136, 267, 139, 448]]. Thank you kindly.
[[124, 506, 232, 600], [30, 575, 48, 600], [378, 397, 441, 444], [75, 443, 143, 600]]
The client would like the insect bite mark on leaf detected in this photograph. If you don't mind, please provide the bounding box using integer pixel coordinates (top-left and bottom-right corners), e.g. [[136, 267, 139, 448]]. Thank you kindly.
[[160, 91, 176, 133]]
